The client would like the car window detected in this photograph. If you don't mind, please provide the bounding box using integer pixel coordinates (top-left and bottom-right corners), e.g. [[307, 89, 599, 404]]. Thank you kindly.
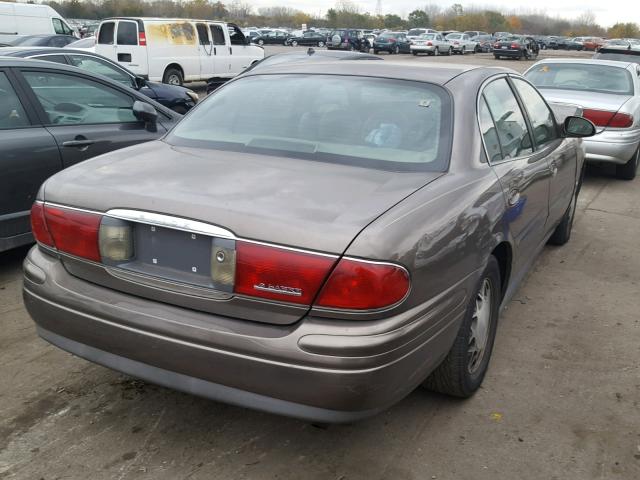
[[210, 24, 226, 45], [68, 54, 134, 88], [0, 72, 30, 129], [482, 78, 533, 160], [478, 97, 502, 162], [22, 71, 137, 125], [167, 74, 452, 172], [526, 63, 634, 95], [98, 22, 115, 45], [196, 23, 210, 45], [33, 54, 67, 65], [512, 78, 559, 149], [49, 36, 72, 48], [117, 21, 138, 46], [52, 18, 65, 35]]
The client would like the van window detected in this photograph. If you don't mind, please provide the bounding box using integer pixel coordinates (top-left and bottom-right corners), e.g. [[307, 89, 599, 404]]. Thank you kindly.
[[52, 18, 65, 35], [98, 22, 115, 45], [210, 24, 225, 45], [196, 23, 210, 45], [228, 25, 245, 45], [117, 21, 138, 46]]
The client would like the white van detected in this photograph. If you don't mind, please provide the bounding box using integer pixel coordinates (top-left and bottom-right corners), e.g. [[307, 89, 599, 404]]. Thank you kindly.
[[0, 1, 76, 38], [95, 18, 264, 85]]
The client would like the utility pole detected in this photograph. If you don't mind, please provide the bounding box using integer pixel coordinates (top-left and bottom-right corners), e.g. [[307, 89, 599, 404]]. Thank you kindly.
[[376, 0, 382, 17]]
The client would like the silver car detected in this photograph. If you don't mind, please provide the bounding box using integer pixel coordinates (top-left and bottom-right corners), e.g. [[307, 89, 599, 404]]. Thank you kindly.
[[445, 33, 478, 54], [525, 59, 640, 179], [410, 33, 452, 56]]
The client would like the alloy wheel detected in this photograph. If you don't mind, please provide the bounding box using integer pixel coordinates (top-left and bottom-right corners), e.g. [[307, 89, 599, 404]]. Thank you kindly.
[[468, 278, 493, 374]]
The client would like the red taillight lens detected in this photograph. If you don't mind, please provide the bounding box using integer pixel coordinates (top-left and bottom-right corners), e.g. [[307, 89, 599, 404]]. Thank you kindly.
[[234, 241, 335, 305], [44, 206, 102, 262], [30, 202, 53, 247], [427, 41, 433, 46], [494, 43, 500, 48], [608, 112, 634, 128], [511, 43, 518, 49], [582, 109, 632, 128], [138, 31, 146, 46], [315, 259, 410, 310]]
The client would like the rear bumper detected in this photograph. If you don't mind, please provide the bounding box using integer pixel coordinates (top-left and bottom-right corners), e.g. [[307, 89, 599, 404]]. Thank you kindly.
[[494, 49, 521, 57], [584, 128, 640, 164], [23, 247, 466, 423], [410, 45, 435, 53]]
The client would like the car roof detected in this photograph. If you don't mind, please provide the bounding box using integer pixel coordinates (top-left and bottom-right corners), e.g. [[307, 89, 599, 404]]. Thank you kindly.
[[532, 58, 636, 69], [241, 60, 514, 85], [0, 46, 71, 56]]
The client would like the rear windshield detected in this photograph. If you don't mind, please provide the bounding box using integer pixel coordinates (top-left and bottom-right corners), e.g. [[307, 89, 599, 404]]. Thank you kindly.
[[408, 29, 425, 36], [420, 34, 436, 40], [167, 74, 452, 172], [525, 63, 634, 95], [594, 51, 640, 64]]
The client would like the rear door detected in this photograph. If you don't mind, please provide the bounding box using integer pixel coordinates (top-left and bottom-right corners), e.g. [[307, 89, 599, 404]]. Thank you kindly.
[[480, 77, 553, 276], [114, 20, 148, 77], [95, 20, 116, 61], [0, 68, 61, 247], [209, 23, 230, 76], [195, 22, 214, 79], [16, 67, 167, 169]]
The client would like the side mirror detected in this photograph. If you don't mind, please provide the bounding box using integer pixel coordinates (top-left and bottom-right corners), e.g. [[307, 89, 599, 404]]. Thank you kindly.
[[245, 36, 252, 45], [134, 76, 146, 90], [133, 100, 158, 132], [563, 116, 596, 138]]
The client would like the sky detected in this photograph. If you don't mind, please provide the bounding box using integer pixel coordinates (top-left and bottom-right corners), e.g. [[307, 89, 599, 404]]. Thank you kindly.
[[245, 1, 633, 28]]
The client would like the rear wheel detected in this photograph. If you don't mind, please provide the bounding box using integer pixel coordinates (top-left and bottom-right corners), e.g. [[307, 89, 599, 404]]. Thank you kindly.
[[447, 47, 453, 56], [291, 40, 298, 47], [616, 146, 640, 180], [317, 41, 325, 47], [549, 180, 580, 245], [394, 45, 400, 54], [373, 49, 379, 54], [257, 39, 264, 46], [494, 55, 500, 59], [435, 47, 440, 56], [424, 256, 501, 398], [412, 51, 418, 56], [162, 67, 183, 86]]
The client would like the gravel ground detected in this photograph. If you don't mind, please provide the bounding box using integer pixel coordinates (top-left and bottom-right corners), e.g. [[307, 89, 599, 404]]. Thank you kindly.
[[1, 47, 639, 480]]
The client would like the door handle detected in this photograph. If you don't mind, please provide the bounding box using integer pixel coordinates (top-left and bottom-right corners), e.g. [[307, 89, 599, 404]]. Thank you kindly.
[[229, 46, 233, 55], [62, 138, 95, 149]]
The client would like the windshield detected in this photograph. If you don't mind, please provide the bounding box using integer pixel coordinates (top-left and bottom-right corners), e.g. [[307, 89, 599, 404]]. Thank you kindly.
[[167, 74, 452, 172], [526, 63, 634, 95]]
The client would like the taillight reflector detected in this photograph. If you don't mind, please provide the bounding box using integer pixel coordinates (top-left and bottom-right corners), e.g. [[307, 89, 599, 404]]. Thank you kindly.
[[234, 241, 335, 305], [44, 206, 102, 262], [138, 31, 146, 46], [315, 259, 410, 310], [30, 202, 53, 247]]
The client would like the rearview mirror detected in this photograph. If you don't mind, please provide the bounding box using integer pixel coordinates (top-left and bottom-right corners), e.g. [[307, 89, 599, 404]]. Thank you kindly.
[[563, 116, 596, 138], [132, 100, 158, 132], [134, 76, 146, 89]]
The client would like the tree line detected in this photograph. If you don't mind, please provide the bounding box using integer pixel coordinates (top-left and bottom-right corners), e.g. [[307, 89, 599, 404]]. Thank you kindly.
[[26, 0, 640, 38]]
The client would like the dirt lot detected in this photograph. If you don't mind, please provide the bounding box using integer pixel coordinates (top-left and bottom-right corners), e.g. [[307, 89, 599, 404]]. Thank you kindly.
[[1, 48, 639, 480]]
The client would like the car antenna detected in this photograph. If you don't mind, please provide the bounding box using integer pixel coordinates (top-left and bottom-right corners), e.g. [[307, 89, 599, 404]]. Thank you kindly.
[[307, 47, 315, 56]]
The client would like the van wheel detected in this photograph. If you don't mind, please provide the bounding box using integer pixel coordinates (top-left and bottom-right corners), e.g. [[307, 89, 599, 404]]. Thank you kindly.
[[163, 68, 183, 86], [424, 256, 501, 398]]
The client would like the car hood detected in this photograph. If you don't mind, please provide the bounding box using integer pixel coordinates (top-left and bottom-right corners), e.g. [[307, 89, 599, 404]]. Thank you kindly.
[[43, 140, 444, 254]]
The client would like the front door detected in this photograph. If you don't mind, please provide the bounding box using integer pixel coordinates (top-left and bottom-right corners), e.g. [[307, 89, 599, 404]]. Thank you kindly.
[[480, 77, 552, 276], [17, 68, 166, 169], [209, 23, 230, 76], [0, 69, 61, 245]]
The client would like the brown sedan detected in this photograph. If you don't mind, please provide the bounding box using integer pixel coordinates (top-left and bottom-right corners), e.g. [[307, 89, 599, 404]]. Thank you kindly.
[[23, 61, 595, 422]]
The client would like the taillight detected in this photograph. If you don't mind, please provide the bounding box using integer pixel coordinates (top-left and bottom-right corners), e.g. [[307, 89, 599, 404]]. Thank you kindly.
[[608, 112, 634, 128], [511, 43, 518, 49], [427, 41, 433, 46], [30, 202, 53, 247], [583, 109, 633, 128], [315, 259, 410, 310], [43, 205, 102, 262], [494, 43, 500, 48], [234, 241, 335, 305], [138, 31, 146, 46]]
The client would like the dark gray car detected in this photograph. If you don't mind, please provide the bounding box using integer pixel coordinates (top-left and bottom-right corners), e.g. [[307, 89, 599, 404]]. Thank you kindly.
[[0, 58, 181, 252], [23, 61, 595, 422]]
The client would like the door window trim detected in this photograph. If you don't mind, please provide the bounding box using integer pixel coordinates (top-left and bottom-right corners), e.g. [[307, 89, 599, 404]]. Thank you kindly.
[[476, 74, 537, 166], [0, 68, 40, 129]]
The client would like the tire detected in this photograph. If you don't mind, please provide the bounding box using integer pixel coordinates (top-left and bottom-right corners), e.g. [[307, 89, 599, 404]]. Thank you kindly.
[[317, 41, 324, 47], [494, 55, 500, 59], [373, 49, 379, 55], [258, 39, 264, 46], [447, 47, 452, 56], [162, 67, 183, 86], [435, 47, 440, 56], [394, 45, 400, 54], [412, 51, 418, 56], [424, 256, 501, 398], [548, 179, 580, 245], [616, 146, 640, 180], [291, 40, 298, 47]]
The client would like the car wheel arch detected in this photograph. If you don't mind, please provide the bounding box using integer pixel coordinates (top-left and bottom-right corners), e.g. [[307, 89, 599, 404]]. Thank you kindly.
[[163, 63, 184, 81], [490, 241, 512, 302]]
